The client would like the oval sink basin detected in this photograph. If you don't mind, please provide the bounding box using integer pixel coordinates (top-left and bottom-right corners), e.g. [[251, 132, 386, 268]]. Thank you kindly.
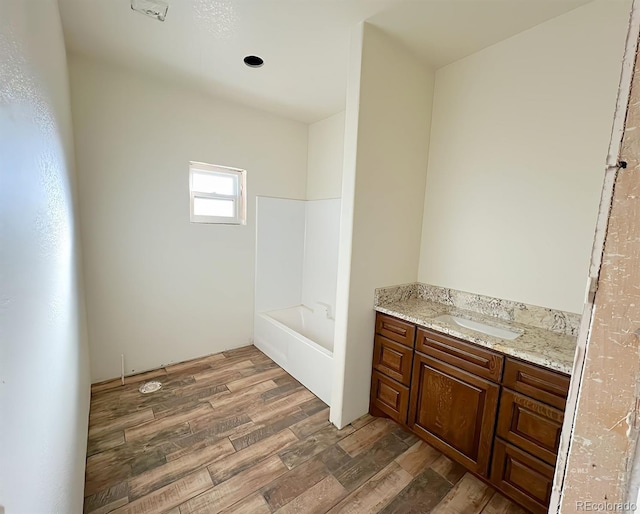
[[433, 314, 522, 340]]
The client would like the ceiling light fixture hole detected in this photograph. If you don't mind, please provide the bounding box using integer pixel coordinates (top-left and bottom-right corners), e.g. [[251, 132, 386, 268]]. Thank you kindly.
[[244, 55, 264, 68]]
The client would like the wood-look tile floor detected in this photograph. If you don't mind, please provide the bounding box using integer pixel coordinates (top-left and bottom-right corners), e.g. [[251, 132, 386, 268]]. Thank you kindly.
[[84, 345, 528, 514]]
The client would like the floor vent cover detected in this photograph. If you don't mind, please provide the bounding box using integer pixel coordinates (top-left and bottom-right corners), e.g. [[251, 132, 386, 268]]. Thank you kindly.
[[139, 381, 162, 394]]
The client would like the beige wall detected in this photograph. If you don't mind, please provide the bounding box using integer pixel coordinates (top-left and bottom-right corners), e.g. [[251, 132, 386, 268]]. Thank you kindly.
[[331, 23, 434, 427], [418, 0, 630, 314], [307, 111, 345, 200], [69, 56, 308, 382], [0, 0, 90, 511]]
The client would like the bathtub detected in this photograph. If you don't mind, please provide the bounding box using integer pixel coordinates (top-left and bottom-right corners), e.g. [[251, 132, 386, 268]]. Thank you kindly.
[[254, 305, 333, 405]]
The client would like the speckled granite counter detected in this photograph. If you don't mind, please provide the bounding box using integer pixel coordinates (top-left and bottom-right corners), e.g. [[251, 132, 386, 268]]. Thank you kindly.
[[376, 296, 578, 375]]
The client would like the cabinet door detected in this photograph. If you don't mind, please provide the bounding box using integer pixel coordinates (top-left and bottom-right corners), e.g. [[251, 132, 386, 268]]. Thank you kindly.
[[408, 353, 499, 476]]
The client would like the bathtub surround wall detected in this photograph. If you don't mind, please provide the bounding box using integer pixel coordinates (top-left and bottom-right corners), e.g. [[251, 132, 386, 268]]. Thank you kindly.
[[418, 0, 631, 314], [302, 199, 342, 311], [0, 0, 90, 511], [255, 198, 306, 313], [255, 196, 341, 315], [254, 196, 341, 404], [69, 56, 308, 382], [332, 24, 435, 428], [375, 283, 581, 337]]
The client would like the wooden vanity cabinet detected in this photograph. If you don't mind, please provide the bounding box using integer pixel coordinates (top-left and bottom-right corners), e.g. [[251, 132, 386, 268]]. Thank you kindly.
[[491, 359, 569, 514], [408, 351, 500, 476], [370, 314, 416, 423], [370, 312, 571, 514]]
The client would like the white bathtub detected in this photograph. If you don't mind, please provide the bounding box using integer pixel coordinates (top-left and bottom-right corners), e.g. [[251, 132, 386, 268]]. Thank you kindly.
[[254, 305, 333, 405]]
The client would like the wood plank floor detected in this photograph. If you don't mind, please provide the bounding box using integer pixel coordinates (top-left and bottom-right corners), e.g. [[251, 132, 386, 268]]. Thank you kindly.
[[84, 345, 528, 514]]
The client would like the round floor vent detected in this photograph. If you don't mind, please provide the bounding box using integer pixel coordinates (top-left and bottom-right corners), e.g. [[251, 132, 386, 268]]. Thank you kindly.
[[139, 381, 162, 394]]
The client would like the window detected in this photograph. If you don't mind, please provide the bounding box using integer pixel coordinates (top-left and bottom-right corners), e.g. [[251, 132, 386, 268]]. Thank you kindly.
[[189, 162, 246, 225]]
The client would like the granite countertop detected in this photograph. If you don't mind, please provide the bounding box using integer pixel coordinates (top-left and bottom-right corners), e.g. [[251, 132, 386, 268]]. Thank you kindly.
[[375, 298, 577, 374]]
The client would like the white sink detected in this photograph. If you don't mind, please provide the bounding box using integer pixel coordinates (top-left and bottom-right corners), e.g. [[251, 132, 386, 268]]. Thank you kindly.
[[433, 314, 522, 340]]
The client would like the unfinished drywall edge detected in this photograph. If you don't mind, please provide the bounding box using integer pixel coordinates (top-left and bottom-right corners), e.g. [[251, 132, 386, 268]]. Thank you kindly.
[[555, 1, 640, 508], [591, 2, 640, 281], [607, 1, 640, 171], [549, 5, 640, 511]]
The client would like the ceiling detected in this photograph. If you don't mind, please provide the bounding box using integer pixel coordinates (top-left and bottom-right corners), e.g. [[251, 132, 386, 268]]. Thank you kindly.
[[59, 0, 592, 124], [368, 0, 591, 70]]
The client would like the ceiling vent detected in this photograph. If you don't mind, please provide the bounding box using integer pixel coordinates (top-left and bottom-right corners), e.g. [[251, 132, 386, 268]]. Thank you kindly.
[[131, 0, 169, 21]]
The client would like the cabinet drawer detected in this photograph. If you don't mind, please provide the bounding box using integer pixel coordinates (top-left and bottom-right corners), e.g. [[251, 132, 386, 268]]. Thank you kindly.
[[503, 359, 570, 409], [370, 370, 409, 424], [497, 389, 564, 465], [373, 335, 413, 385], [416, 328, 503, 382], [491, 439, 554, 514], [375, 313, 416, 348]]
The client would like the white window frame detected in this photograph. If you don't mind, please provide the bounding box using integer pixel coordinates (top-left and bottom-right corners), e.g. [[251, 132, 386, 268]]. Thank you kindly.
[[189, 161, 246, 225]]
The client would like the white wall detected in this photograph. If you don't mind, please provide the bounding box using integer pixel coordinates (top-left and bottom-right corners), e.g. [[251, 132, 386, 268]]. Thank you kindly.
[[331, 23, 435, 427], [418, 0, 631, 314], [307, 111, 345, 200], [69, 56, 308, 382], [0, 0, 90, 512], [255, 197, 306, 313], [304, 110, 344, 314], [302, 199, 342, 314]]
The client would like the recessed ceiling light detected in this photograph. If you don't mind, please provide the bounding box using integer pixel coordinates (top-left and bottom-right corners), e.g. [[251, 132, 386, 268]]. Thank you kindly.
[[131, 0, 169, 21], [244, 55, 264, 68]]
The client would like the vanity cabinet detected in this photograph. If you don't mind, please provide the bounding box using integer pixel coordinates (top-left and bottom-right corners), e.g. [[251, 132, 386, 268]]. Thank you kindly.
[[370, 314, 415, 423], [370, 312, 570, 514], [491, 359, 570, 513], [408, 352, 499, 476]]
